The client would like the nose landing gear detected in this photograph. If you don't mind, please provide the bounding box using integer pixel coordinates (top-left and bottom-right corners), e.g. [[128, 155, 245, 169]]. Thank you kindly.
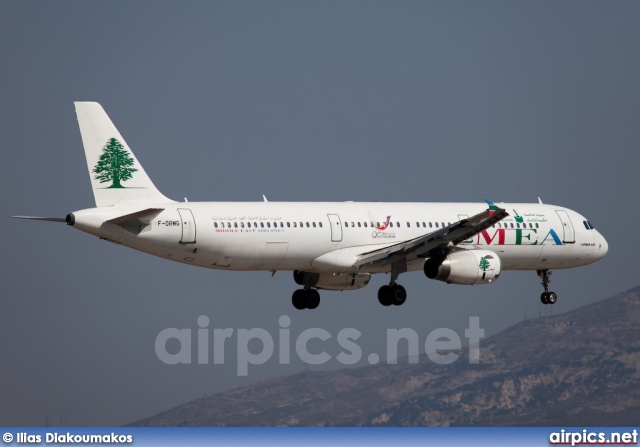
[[538, 270, 557, 305]]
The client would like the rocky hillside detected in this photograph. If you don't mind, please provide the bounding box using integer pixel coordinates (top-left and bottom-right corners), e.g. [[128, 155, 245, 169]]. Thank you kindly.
[[130, 285, 640, 426]]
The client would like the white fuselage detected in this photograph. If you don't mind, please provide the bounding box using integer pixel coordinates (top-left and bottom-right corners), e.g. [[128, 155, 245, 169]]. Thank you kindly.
[[70, 201, 608, 275]]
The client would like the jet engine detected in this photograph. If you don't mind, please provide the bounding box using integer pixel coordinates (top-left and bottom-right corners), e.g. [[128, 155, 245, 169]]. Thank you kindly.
[[293, 271, 371, 291], [423, 250, 501, 285]]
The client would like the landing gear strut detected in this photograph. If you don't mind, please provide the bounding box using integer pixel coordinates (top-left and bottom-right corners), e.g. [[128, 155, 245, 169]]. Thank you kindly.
[[537, 270, 557, 305]]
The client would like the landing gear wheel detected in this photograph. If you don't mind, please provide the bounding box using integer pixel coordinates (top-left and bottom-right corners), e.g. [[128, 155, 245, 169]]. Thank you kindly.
[[307, 289, 320, 309], [540, 292, 550, 305], [292, 289, 306, 310], [390, 284, 407, 306], [378, 285, 392, 306], [547, 292, 557, 305]]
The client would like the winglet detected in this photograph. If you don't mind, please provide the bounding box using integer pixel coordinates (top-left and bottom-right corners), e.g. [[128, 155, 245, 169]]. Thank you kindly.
[[485, 199, 499, 216]]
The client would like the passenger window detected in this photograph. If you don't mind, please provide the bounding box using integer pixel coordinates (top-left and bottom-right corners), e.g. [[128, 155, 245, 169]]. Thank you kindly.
[[390, 222, 394, 228], [363, 222, 367, 228], [535, 223, 539, 228], [423, 222, 426, 228], [516, 223, 520, 228], [510, 223, 514, 228], [345, 222, 348, 227], [214, 222, 218, 228], [351, 222, 355, 227], [442, 222, 445, 227], [241, 222, 245, 228], [357, 222, 361, 227], [397, 222, 400, 227], [312, 222, 316, 228], [260, 222, 264, 228], [407, 222, 410, 228], [377, 222, 380, 227], [428, 222, 432, 228], [227, 222, 231, 228], [293, 222, 297, 228], [435, 222, 439, 228], [319, 222, 323, 228], [416, 222, 420, 227], [306, 222, 310, 227]]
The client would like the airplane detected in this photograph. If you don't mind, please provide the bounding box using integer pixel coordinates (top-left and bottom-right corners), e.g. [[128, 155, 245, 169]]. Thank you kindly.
[[13, 102, 608, 310]]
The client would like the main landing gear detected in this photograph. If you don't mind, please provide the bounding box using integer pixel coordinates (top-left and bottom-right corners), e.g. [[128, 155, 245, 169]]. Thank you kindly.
[[377, 262, 408, 307], [292, 288, 320, 310], [538, 269, 557, 305], [377, 283, 407, 306], [291, 271, 321, 310]]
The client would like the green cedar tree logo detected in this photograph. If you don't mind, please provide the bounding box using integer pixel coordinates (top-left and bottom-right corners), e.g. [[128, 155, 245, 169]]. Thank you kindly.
[[479, 256, 491, 272], [92, 138, 138, 188]]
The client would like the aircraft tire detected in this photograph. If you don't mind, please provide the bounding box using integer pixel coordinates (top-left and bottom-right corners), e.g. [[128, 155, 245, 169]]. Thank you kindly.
[[307, 289, 320, 309], [378, 285, 392, 306], [391, 284, 407, 306], [540, 292, 549, 305], [292, 289, 306, 310]]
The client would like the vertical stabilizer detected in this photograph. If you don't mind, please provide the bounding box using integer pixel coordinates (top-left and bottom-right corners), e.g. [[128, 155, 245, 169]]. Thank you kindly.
[[74, 102, 174, 207]]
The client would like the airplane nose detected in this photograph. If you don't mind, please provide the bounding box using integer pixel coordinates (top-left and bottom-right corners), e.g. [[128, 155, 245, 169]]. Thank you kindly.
[[597, 232, 608, 258]]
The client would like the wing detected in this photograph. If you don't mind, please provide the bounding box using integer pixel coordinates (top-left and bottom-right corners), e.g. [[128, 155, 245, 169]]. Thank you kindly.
[[354, 204, 508, 268]]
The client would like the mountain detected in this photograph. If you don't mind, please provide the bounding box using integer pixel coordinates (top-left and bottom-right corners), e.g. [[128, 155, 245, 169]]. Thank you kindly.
[[130, 286, 640, 426]]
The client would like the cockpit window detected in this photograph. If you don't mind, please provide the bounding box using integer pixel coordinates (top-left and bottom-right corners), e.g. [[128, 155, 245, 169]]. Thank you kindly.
[[583, 220, 590, 230], [588, 221, 595, 230]]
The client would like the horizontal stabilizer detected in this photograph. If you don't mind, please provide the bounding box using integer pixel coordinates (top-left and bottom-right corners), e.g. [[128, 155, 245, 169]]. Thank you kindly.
[[106, 208, 164, 234], [11, 216, 66, 223]]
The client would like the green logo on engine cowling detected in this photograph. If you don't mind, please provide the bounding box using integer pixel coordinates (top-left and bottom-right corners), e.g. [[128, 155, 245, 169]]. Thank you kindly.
[[93, 138, 138, 188], [479, 256, 490, 272]]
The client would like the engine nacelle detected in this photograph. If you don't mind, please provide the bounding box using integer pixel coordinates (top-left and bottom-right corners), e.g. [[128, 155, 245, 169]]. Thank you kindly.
[[423, 250, 501, 285], [293, 271, 371, 291]]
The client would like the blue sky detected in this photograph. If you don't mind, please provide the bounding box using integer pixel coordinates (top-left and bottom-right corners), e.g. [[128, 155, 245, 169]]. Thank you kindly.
[[1, 1, 639, 425]]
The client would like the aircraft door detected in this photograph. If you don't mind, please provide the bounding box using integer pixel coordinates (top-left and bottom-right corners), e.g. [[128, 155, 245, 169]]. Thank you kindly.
[[177, 208, 197, 244], [327, 214, 343, 242], [555, 210, 575, 244]]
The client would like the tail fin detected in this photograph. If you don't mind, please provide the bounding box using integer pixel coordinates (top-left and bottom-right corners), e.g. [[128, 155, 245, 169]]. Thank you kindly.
[[74, 102, 174, 207]]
